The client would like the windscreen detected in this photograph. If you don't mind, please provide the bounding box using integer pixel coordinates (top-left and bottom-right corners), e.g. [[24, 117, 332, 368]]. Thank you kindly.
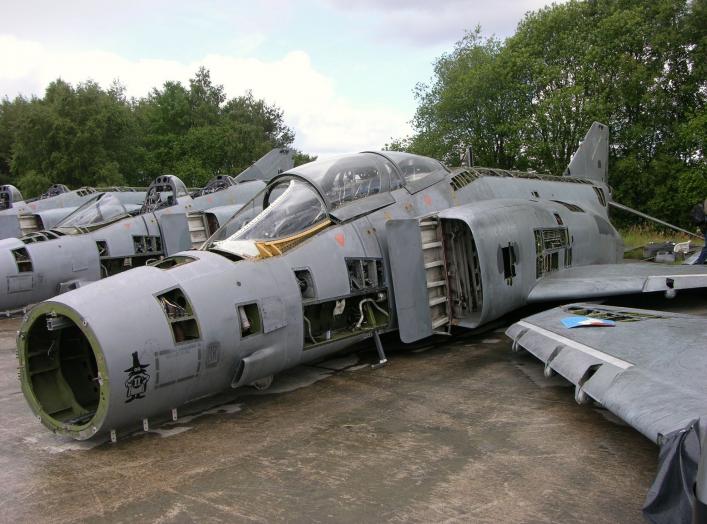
[[205, 177, 327, 249], [56, 193, 130, 231]]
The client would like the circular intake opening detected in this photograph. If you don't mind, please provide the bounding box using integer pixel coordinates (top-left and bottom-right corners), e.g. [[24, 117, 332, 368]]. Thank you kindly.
[[20, 308, 107, 435]]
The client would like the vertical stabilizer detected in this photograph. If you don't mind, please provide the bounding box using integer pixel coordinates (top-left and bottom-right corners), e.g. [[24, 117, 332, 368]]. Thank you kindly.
[[235, 149, 295, 183], [564, 122, 609, 184]]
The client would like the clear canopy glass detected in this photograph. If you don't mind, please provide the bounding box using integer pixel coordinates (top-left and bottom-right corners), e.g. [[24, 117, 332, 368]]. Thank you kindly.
[[206, 177, 327, 249], [56, 193, 131, 232], [290, 153, 399, 209], [383, 152, 447, 188], [204, 152, 448, 256]]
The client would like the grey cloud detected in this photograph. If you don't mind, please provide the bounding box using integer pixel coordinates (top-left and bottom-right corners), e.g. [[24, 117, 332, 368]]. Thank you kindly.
[[322, 0, 560, 44]]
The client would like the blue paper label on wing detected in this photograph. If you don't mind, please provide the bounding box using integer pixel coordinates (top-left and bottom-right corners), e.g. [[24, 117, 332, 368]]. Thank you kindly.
[[561, 316, 616, 328]]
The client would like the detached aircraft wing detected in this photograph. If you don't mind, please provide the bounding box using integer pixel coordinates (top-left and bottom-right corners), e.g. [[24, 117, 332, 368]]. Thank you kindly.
[[528, 262, 707, 302], [506, 303, 707, 524]]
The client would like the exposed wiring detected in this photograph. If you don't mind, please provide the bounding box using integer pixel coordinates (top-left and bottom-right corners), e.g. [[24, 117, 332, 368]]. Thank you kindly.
[[303, 315, 319, 344], [355, 298, 389, 329], [160, 296, 186, 318]]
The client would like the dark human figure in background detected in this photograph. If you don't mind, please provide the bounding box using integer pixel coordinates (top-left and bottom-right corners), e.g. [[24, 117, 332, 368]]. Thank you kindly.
[[692, 199, 707, 264]]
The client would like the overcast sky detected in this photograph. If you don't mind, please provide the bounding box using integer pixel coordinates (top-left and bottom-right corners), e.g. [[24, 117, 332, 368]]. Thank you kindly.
[[0, 0, 557, 155]]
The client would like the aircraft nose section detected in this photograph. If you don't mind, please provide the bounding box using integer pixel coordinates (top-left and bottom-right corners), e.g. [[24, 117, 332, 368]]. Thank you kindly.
[[0, 237, 25, 269], [17, 250, 305, 440], [0, 236, 26, 260], [17, 262, 200, 439], [18, 302, 109, 438], [0, 235, 101, 312]]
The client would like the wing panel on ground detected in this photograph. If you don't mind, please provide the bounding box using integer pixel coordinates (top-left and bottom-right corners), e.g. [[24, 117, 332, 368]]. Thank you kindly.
[[506, 303, 707, 524], [506, 303, 707, 441]]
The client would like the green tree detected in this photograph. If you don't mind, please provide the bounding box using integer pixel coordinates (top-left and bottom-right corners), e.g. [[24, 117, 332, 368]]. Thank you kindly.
[[136, 70, 295, 183], [0, 96, 30, 182], [396, 29, 528, 168], [11, 79, 141, 187], [294, 151, 317, 167], [16, 170, 52, 199], [95, 161, 126, 187], [396, 0, 706, 226], [1, 67, 302, 191]]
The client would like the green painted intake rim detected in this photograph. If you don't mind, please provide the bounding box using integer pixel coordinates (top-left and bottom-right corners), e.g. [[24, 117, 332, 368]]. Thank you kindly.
[[18, 302, 110, 440]]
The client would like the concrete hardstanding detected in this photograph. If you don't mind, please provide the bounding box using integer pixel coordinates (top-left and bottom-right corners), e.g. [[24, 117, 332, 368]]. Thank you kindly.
[[0, 301, 680, 523]]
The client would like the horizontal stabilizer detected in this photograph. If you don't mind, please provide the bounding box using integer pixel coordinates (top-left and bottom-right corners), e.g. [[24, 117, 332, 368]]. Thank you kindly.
[[528, 262, 707, 302]]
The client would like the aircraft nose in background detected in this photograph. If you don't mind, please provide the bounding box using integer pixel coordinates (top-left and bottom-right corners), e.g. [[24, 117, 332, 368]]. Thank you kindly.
[[0, 235, 101, 313], [0, 237, 36, 310]]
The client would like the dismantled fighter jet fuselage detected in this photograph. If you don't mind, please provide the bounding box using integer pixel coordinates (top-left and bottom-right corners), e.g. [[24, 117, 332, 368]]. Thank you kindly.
[[17, 123, 707, 443], [0, 149, 293, 312], [0, 183, 139, 240]]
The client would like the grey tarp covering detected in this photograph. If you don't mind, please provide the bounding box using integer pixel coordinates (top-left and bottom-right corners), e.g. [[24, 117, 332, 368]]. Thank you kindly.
[[505, 304, 707, 523], [644, 419, 702, 524]]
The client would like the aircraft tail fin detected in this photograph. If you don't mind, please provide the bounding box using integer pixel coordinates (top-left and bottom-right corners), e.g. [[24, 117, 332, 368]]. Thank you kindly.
[[235, 148, 295, 183], [563, 122, 609, 184]]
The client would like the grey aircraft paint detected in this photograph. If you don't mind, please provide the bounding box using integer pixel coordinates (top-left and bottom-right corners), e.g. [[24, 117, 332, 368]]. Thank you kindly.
[[0, 184, 140, 240], [15, 122, 707, 445], [0, 149, 293, 312], [505, 303, 707, 524]]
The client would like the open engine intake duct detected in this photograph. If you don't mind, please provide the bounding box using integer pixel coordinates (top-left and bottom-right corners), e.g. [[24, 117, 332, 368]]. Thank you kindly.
[[18, 306, 108, 439]]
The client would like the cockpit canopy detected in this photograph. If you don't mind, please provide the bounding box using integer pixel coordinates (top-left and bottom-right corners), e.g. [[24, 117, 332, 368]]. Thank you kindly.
[[381, 151, 448, 192], [286, 151, 446, 210], [203, 152, 448, 259], [290, 153, 395, 210], [56, 193, 133, 233], [140, 175, 189, 213], [192, 175, 237, 198], [39, 184, 70, 199], [0, 185, 23, 210]]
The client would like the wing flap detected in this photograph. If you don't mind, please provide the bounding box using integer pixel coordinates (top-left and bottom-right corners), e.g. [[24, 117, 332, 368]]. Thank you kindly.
[[506, 303, 707, 442]]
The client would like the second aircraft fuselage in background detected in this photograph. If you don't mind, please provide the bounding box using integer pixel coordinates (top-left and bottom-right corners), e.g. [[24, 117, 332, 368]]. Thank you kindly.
[[0, 149, 293, 311]]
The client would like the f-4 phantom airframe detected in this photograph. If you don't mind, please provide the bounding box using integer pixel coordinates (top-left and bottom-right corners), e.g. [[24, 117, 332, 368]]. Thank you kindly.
[[0, 183, 147, 240], [15, 124, 707, 521], [0, 149, 293, 312]]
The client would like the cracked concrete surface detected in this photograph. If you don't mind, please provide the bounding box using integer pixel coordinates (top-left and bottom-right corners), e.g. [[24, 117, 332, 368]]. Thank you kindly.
[[0, 292, 703, 523]]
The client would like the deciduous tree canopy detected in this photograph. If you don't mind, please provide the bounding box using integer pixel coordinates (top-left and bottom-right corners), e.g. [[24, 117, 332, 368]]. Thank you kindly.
[[389, 0, 706, 227], [0, 67, 298, 194]]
